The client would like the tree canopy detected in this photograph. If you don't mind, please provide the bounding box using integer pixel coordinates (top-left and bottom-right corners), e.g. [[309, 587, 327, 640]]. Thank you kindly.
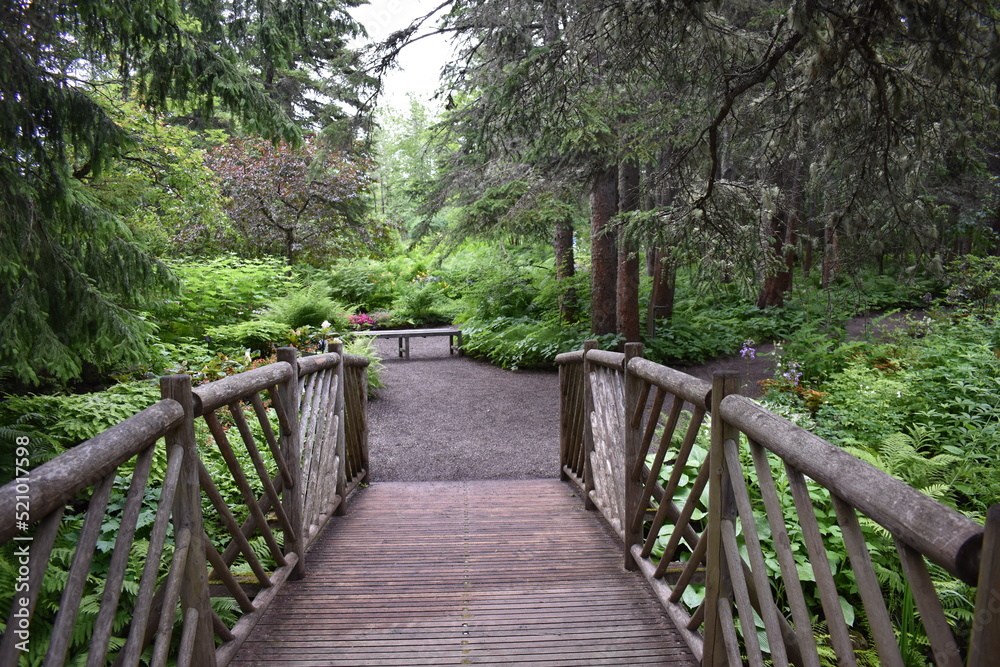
[[208, 136, 394, 265], [386, 0, 1000, 334], [0, 0, 369, 385]]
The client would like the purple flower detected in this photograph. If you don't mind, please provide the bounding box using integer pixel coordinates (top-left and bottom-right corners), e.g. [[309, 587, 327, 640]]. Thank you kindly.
[[782, 361, 802, 386], [740, 339, 756, 360]]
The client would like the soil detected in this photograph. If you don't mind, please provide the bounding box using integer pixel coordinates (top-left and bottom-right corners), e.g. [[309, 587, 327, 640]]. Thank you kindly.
[[366, 312, 919, 482]]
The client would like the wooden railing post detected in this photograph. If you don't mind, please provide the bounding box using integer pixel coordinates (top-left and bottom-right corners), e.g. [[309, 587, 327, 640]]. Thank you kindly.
[[623, 342, 643, 571], [559, 356, 572, 482], [703, 370, 740, 666], [355, 359, 371, 487], [160, 374, 216, 666], [276, 347, 305, 579], [581, 340, 599, 511], [332, 341, 348, 516], [969, 503, 1000, 665]]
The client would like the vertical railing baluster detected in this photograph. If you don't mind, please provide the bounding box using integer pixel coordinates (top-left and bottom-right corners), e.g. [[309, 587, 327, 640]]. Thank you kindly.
[[623, 342, 643, 571], [356, 362, 371, 486], [161, 374, 216, 666], [276, 347, 305, 579], [968, 503, 1000, 666], [333, 341, 348, 516], [559, 353, 572, 482], [581, 339, 598, 511], [703, 370, 740, 666]]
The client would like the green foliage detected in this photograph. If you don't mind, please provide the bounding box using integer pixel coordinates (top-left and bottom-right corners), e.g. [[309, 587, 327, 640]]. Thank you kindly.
[[757, 300, 1000, 660], [461, 317, 611, 370], [945, 255, 1000, 311], [371, 99, 452, 234], [342, 337, 386, 396], [460, 263, 538, 320], [206, 320, 292, 353], [0, 382, 161, 481], [0, 0, 318, 388], [262, 284, 351, 329], [148, 255, 290, 342], [88, 97, 231, 257], [326, 260, 398, 312], [389, 272, 458, 326]]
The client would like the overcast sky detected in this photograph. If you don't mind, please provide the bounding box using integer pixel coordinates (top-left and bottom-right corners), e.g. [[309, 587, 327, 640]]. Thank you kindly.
[[350, 0, 454, 111]]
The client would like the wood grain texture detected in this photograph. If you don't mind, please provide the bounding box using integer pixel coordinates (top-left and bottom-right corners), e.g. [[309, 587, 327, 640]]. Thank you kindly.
[[229, 480, 698, 666]]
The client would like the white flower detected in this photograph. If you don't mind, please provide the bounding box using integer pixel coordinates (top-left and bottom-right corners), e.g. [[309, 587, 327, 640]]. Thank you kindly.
[[321, 320, 331, 329]]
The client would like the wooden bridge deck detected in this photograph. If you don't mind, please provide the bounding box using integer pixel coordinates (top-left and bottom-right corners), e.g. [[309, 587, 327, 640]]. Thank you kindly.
[[230, 479, 698, 666]]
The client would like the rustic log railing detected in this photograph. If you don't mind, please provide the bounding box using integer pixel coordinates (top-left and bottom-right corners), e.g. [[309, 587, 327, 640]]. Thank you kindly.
[[557, 341, 1000, 666], [0, 345, 369, 666]]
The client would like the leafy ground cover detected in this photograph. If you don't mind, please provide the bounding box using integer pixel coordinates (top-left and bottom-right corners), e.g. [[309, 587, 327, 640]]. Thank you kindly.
[[0, 247, 995, 664]]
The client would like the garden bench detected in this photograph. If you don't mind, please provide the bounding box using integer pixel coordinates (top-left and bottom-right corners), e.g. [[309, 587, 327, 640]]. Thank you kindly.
[[353, 327, 462, 359]]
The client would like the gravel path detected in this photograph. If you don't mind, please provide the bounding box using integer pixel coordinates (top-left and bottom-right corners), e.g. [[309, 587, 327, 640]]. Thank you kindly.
[[365, 313, 914, 482], [366, 332, 561, 482]]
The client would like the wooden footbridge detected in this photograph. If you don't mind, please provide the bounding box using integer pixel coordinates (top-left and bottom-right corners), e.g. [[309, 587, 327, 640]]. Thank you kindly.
[[2, 342, 1000, 665]]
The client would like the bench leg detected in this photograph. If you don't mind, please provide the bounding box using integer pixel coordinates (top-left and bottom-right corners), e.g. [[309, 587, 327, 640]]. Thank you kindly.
[[398, 337, 404, 358], [404, 336, 410, 359]]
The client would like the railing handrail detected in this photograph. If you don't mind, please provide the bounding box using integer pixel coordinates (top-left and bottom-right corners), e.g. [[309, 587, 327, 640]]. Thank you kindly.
[[628, 356, 711, 409], [560, 341, 998, 666], [0, 399, 184, 543], [0, 346, 370, 666], [193, 361, 295, 416], [719, 393, 983, 584], [587, 348, 625, 370]]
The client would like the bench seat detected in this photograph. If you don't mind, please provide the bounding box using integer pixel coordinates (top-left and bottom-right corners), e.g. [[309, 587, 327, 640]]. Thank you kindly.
[[352, 328, 462, 359]]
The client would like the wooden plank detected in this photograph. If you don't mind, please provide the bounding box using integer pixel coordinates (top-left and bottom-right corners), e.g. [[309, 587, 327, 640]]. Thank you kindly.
[[229, 480, 698, 666]]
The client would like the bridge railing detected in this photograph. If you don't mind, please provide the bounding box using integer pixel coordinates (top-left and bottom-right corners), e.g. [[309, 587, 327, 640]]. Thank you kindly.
[[0, 344, 369, 666], [559, 341, 1000, 666]]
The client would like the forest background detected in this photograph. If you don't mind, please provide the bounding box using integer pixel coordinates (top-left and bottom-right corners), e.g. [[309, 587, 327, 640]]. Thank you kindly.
[[3, 1, 1000, 662]]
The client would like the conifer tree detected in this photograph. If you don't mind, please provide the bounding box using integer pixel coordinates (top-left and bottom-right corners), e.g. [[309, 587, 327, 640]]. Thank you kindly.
[[0, 0, 367, 385], [394, 0, 999, 320]]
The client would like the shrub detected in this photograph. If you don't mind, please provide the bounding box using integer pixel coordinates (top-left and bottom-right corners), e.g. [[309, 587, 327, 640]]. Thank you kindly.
[[945, 255, 1000, 311], [149, 255, 290, 341], [342, 336, 386, 396], [0, 382, 161, 479], [461, 317, 610, 369], [263, 284, 351, 329], [390, 273, 455, 326], [205, 320, 292, 352]]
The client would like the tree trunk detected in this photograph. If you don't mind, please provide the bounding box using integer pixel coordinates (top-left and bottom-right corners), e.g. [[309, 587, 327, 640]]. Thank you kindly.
[[591, 165, 618, 336], [553, 217, 576, 322], [647, 248, 676, 336], [617, 160, 641, 342], [986, 144, 1000, 255], [803, 217, 814, 277], [757, 161, 802, 309], [822, 221, 840, 288], [284, 228, 296, 274], [756, 212, 794, 308]]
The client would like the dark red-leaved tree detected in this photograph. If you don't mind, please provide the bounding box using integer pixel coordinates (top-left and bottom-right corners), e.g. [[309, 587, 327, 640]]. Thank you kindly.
[[208, 137, 394, 265]]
